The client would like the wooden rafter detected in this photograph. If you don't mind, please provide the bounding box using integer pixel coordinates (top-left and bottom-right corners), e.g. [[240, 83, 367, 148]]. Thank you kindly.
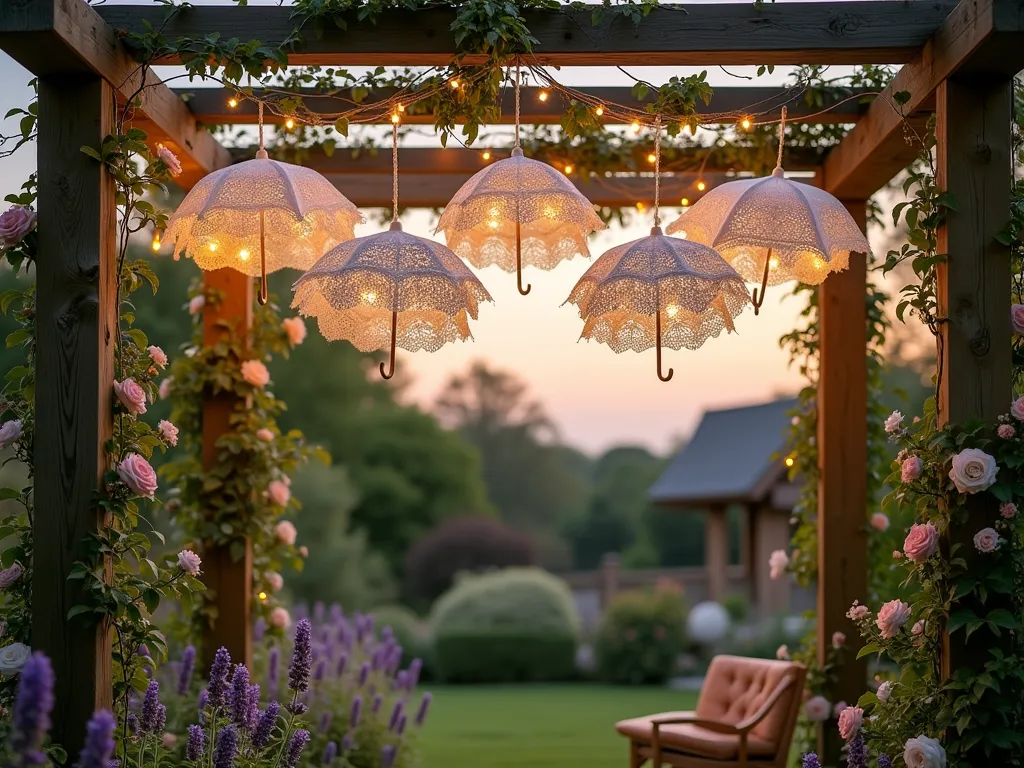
[[96, 2, 957, 67], [822, 0, 1024, 199]]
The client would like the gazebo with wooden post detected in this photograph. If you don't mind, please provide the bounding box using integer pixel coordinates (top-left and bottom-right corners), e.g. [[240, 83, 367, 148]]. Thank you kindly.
[[0, 0, 1020, 763]]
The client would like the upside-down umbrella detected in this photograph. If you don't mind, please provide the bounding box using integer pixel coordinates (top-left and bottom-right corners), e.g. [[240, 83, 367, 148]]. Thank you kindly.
[[665, 107, 869, 314], [566, 122, 750, 381], [293, 120, 492, 380], [166, 103, 362, 304], [436, 63, 604, 295]]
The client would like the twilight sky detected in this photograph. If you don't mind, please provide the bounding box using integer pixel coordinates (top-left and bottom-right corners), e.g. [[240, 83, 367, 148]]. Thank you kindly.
[[0, 25, 900, 455]]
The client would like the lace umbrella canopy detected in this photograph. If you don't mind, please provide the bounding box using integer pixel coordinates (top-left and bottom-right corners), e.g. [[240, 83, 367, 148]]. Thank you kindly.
[[166, 103, 362, 304], [566, 123, 750, 381], [665, 108, 869, 314], [293, 120, 492, 380], [435, 63, 604, 295]]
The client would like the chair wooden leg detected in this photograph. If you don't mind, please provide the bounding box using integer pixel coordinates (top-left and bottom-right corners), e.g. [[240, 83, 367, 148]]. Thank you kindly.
[[629, 739, 644, 768]]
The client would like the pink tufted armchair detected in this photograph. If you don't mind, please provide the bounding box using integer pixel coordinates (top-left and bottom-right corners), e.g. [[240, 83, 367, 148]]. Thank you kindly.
[[615, 655, 807, 768]]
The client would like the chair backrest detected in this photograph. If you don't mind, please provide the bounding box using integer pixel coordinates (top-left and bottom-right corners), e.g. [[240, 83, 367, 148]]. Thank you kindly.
[[695, 655, 806, 755]]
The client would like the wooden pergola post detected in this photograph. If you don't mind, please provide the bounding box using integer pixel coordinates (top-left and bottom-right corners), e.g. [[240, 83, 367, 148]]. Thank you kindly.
[[816, 203, 869, 765], [200, 268, 254, 668], [934, 74, 1013, 762], [33, 72, 116, 751], [705, 504, 729, 601]]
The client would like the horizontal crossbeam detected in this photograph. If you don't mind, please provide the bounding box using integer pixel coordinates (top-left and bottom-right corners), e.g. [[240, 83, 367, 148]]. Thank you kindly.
[[97, 2, 957, 66], [181, 86, 868, 126]]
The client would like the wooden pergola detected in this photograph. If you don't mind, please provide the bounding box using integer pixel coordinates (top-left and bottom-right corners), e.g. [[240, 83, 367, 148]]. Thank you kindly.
[[0, 0, 1020, 760]]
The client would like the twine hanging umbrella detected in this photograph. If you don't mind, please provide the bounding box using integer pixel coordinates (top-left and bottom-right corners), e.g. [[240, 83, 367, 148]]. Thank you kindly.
[[665, 107, 869, 314], [566, 121, 750, 382], [436, 62, 604, 295], [166, 102, 362, 304], [293, 117, 492, 380]]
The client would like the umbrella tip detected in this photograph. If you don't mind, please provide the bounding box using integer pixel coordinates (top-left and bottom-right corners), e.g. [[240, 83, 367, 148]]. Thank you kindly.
[[389, 220, 403, 231], [511, 147, 524, 158], [650, 226, 664, 236], [256, 148, 269, 160], [771, 165, 785, 178]]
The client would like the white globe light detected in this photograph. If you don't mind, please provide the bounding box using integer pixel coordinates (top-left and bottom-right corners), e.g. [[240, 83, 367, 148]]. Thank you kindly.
[[687, 601, 731, 644]]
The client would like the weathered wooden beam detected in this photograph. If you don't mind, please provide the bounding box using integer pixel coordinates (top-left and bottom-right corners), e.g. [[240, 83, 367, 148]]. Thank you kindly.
[[33, 73, 116, 755], [705, 505, 729, 601], [822, 0, 1024, 199], [326, 171, 739, 209], [935, 76, 1012, 765], [816, 203, 868, 765], [0, 0, 231, 187], [180, 85, 869, 126], [96, 2, 957, 66]]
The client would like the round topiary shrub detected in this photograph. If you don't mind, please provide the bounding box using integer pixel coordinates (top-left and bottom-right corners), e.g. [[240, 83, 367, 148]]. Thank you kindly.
[[429, 567, 580, 683], [403, 516, 536, 609], [595, 586, 687, 685]]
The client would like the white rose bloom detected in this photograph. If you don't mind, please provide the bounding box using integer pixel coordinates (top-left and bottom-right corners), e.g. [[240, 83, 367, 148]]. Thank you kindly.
[[904, 736, 946, 768], [876, 680, 892, 702], [948, 448, 999, 494], [0, 642, 31, 675]]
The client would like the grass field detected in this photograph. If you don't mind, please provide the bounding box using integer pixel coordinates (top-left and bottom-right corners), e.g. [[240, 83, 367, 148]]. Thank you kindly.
[[418, 685, 699, 768]]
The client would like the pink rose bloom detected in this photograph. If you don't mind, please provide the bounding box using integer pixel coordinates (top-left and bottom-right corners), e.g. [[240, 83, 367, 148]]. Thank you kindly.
[[911, 620, 926, 636], [188, 295, 205, 316], [837, 706, 864, 740], [870, 512, 890, 532], [846, 601, 870, 621], [876, 599, 911, 639], [275, 520, 297, 546], [832, 631, 846, 649], [114, 378, 148, 415], [147, 345, 168, 368], [0, 563, 24, 589], [299, 546, 308, 557], [893, 550, 903, 559], [159, 377, 173, 400], [884, 410, 904, 434], [1013, 304, 1024, 335], [904, 522, 939, 562], [118, 453, 158, 499], [804, 696, 831, 723], [0, 419, 23, 451], [257, 428, 274, 442], [282, 317, 307, 346], [973, 527, 1000, 553], [832, 701, 848, 719], [241, 360, 270, 388], [998, 424, 1016, 439], [155, 143, 182, 177], [775, 644, 789, 660], [1012, 396, 1024, 421], [266, 572, 284, 592], [269, 607, 291, 630], [768, 549, 789, 580], [162, 733, 177, 749], [177, 550, 201, 576], [1000, 502, 1018, 519], [948, 448, 998, 494], [267, 480, 290, 507], [158, 420, 179, 447], [901, 456, 923, 482], [0, 206, 36, 248]]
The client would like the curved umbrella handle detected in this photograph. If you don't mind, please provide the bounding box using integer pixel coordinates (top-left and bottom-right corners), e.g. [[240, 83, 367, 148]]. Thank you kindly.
[[379, 309, 398, 380], [516, 219, 531, 296], [257, 209, 269, 305], [751, 247, 772, 316], [656, 309, 673, 383]]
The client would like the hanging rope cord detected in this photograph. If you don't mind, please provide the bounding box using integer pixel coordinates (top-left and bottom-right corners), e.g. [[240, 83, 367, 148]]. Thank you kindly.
[[514, 60, 522, 149], [392, 120, 399, 222], [258, 100, 265, 151], [775, 105, 787, 169], [653, 117, 662, 228]]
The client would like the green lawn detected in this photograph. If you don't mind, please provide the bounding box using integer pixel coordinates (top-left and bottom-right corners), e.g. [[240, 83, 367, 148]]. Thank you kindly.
[[418, 685, 699, 768]]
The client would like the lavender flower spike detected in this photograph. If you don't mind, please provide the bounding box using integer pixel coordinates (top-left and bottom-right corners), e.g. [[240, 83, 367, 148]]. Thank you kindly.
[[140, 680, 161, 733], [371, 694, 383, 715], [177, 645, 196, 696], [288, 619, 313, 694], [322, 741, 338, 766], [186, 724, 205, 762], [207, 647, 232, 708], [396, 714, 407, 736], [877, 756, 893, 768], [802, 755, 822, 768], [349, 695, 362, 728], [335, 652, 348, 679], [388, 700, 404, 732], [212, 725, 238, 768], [251, 702, 280, 751], [282, 729, 311, 768], [126, 714, 140, 737], [245, 684, 261, 731], [319, 711, 332, 734], [74, 709, 116, 768], [153, 704, 166, 734], [357, 662, 370, 687], [228, 664, 251, 727], [381, 744, 396, 768], [415, 692, 432, 726], [847, 735, 868, 768]]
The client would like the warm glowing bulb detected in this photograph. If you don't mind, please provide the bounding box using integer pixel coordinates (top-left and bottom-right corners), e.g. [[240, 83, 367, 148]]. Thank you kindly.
[[482, 151, 491, 160], [397, 103, 405, 112], [740, 117, 752, 130], [647, 153, 656, 164], [238, 249, 250, 261], [785, 456, 795, 467], [258, 591, 268, 600], [391, 113, 400, 124], [450, 79, 460, 89], [631, 120, 641, 133], [636, 202, 646, 211], [363, 291, 377, 304], [208, 242, 218, 252], [543, 205, 557, 219], [769, 256, 780, 269], [563, 164, 573, 175], [677, 230, 688, 239], [228, 97, 238, 108], [680, 197, 690, 207], [538, 91, 549, 102], [665, 304, 680, 319], [285, 118, 295, 130], [151, 235, 161, 252], [595, 106, 604, 116], [813, 256, 825, 269], [487, 219, 499, 229], [697, 180, 706, 191]]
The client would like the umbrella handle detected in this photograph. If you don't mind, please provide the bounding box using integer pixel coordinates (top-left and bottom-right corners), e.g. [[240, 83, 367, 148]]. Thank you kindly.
[[751, 247, 772, 316], [516, 219, 531, 296], [379, 309, 398, 380], [656, 309, 673, 383], [257, 209, 269, 305]]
